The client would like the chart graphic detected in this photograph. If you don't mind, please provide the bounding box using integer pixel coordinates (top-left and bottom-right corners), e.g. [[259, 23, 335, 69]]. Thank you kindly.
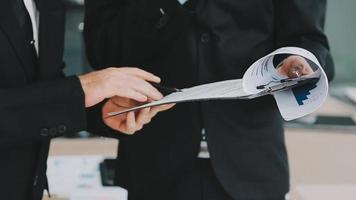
[[292, 82, 318, 105]]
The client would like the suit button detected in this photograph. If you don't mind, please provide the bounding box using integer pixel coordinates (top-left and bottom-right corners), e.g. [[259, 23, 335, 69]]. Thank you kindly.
[[40, 128, 49, 137], [58, 125, 67, 134], [200, 33, 210, 43], [49, 127, 58, 136]]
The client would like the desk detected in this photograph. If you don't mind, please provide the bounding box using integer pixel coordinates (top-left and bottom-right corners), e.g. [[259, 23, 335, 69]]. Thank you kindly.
[[44, 129, 356, 200], [286, 129, 356, 199], [44, 138, 125, 200], [48, 137, 118, 156]]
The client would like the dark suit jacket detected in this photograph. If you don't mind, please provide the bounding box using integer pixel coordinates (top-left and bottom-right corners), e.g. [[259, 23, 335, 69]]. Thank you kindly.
[[0, 0, 88, 199], [84, 0, 334, 199]]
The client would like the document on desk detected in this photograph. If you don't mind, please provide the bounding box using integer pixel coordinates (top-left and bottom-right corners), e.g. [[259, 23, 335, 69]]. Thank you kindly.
[[108, 47, 329, 121]]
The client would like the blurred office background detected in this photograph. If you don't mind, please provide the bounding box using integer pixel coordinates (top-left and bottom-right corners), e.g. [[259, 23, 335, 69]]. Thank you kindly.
[[45, 0, 356, 199]]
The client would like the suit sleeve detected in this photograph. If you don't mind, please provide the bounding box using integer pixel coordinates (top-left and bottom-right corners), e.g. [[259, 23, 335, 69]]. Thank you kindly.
[[0, 76, 87, 140], [274, 0, 335, 81], [83, 0, 137, 139]]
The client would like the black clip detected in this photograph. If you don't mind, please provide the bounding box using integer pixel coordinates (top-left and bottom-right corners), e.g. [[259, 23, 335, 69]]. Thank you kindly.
[[150, 82, 181, 96], [256, 77, 319, 93]]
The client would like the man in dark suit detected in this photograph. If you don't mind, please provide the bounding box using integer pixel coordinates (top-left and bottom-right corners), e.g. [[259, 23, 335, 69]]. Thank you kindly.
[[0, 0, 172, 199], [84, 0, 334, 199]]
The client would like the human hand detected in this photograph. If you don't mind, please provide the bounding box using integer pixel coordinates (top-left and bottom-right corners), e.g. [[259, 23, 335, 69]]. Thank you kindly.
[[102, 97, 175, 134], [277, 56, 314, 78], [79, 67, 163, 107]]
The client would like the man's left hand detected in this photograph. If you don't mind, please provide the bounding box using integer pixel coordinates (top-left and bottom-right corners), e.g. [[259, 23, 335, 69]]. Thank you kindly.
[[102, 97, 175, 135]]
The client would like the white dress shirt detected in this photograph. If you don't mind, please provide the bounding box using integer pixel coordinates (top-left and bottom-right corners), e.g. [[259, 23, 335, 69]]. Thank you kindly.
[[23, 0, 39, 54], [177, 0, 189, 5]]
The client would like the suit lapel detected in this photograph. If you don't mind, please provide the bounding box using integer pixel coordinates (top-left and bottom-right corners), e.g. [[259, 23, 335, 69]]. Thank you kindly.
[[0, 0, 36, 79]]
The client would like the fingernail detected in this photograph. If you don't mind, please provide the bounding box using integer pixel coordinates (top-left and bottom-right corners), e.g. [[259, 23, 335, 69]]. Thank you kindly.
[[154, 76, 161, 83], [289, 66, 302, 78], [139, 96, 148, 102], [156, 93, 164, 99]]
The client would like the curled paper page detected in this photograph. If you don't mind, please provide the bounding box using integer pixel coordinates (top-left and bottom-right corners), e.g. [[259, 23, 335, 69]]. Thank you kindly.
[[242, 47, 329, 121], [108, 47, 329, 121], [107, 79, 251, 116]]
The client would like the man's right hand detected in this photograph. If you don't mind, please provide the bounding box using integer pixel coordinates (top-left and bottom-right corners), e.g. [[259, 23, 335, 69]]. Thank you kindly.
[[79, 67, 163, 107]]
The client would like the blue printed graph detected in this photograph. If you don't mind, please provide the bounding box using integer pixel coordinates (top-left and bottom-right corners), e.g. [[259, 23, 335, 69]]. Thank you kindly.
[[292, 82, 318, 105]]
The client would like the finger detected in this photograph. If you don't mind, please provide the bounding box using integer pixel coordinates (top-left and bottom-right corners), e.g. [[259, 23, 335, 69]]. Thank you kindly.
[[302, 64, 314, 75], [104, 115, 122, 131], [149, 104, 175, 118], [136, 107, 152, 125], [109, 70, 163, 101], [122, 68, 161, 83], [277, 68, 288, 77], [129, 77, 164, 100], [110, 97, 140, 108], [292, 56, 313, 76], [147, 98, 155, 103], [125, 111, 137, 134], [114, 88, 148, 102], [282, 55, 314, 77], [156, 104, 175, 112], [287, 66, 303, 78]]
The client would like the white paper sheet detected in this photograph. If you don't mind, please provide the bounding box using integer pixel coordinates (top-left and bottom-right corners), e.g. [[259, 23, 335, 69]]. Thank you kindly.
[[108, 47, 329, 121], [108, 79, 252, 116], [177, 0, 189, 5], [243, 47, 328, 121]]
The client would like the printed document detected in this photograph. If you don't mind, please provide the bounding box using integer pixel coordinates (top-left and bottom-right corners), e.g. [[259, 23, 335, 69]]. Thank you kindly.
[[108, 47, 329, 121]]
